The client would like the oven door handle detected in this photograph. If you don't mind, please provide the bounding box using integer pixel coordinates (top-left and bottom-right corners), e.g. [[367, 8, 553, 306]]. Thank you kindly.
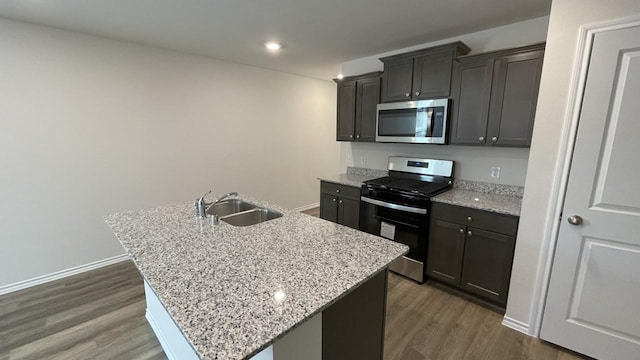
[[360, 196, 427, 215]]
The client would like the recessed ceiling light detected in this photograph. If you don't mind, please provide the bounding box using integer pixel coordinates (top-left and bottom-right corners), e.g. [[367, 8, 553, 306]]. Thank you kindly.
[[336, 74, 344, 80], [265, 41, 282, 51]]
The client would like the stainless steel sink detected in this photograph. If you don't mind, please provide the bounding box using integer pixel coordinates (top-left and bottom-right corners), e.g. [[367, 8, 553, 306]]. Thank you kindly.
[[221, 208, 283, 227], [206, 199, 256, 217]]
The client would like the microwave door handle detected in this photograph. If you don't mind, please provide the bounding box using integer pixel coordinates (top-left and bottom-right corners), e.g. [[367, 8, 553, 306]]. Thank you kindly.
[[426, 108, 434, 136]]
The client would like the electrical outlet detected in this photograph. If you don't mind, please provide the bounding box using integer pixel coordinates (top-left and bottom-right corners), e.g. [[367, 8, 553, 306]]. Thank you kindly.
[[491, 166, 501, 179]]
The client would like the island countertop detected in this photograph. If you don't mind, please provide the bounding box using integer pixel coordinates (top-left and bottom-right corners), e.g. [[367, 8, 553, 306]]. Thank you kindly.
[[104, 195, 407, 360]]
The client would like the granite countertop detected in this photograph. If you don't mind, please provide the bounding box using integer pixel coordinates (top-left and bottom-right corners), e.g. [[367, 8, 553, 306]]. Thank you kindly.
[[318, 166, 388, 188], [432, 189, 522, 216], [317, 173, 378, 187], [104, 195, 407, 360]]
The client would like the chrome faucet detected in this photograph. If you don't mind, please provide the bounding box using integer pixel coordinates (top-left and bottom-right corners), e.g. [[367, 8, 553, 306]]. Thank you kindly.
[[194, 190, 212, 218], [194, 191, 239, 220], [207, 192, 238, 210]]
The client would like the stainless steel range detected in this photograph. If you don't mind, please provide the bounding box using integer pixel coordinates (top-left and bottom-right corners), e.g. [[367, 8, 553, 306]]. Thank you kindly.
[[360, 156, 454, 283]]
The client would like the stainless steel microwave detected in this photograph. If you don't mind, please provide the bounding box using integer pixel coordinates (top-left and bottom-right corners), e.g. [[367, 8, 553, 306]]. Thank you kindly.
[[376, 99, 450, 144]]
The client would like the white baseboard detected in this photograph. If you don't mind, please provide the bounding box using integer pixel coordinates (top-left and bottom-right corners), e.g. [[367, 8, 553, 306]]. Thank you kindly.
[[0, 253, 130, 296], [292, 202, 320, 212], [502, 316, 531, 335]]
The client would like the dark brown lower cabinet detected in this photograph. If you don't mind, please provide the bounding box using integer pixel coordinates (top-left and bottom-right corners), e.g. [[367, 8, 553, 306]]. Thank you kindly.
[[319, 181, 361, 230], [320, 193, 339, 223], [460, 228, 516, 305], [322, 269, 387, 360], [427, 203, 518, 307], [338, 197, 360, 229], [427, 219, 466, 285]]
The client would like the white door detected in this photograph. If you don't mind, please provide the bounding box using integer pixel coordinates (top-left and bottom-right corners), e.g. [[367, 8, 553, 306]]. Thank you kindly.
[[540, 23, 640, 360]]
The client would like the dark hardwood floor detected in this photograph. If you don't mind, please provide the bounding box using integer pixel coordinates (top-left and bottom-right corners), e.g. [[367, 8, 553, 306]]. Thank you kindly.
[[0, 261, 165, 360], [301, 207, 320, 217], [0, 207, 585, 359]]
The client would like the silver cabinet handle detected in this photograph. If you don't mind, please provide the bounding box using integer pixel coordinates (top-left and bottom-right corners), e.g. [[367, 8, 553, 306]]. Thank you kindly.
[[459, 228, 464, 233], [405, 93, 410, 97], [336, 189, 340, 193], [467, 216, 473, 222], [491, 136, 498, 142], [332, 198, 336, 202], [339, 200, 343, 203], [479, 136, 485, 142], [356, 134, 360, 139], [415, 91, 420, 96], [468, 230, 473, 236], [567, 215, 583, 225], [349, 134, 353, 139]]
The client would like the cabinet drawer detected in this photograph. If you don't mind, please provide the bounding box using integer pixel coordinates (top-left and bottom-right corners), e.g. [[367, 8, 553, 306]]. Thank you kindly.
[[431, 202, 518, 236], [320, 181, 361, 201]]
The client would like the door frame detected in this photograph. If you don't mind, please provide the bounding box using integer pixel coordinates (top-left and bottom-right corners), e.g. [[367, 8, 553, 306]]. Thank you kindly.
[[525, 14, 640, 337]]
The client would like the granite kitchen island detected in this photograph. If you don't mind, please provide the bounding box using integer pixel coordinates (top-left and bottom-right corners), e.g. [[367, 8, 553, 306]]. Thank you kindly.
[[105, 195, 407, 360]]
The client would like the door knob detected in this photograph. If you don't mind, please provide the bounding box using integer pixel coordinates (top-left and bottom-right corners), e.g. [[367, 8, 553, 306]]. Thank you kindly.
[[567, 215, 583, 225]]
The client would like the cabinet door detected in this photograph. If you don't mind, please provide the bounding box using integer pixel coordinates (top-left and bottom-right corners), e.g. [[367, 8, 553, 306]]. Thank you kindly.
[[320, 194, 338, 223], [381, 57, 413, 102], [449, 57, 495, 145], [336, 80, 356, 141], [487, 50, 544, 147], [426, 219, 466, 285], [338, 197, 360, 230], [412, 52, 454, 99], [355, 77, 380, 142], [460, 227, 516, 305]]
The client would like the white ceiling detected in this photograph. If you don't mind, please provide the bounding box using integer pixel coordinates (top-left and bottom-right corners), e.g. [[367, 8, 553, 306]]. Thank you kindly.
[[0, 0, 551, 80]]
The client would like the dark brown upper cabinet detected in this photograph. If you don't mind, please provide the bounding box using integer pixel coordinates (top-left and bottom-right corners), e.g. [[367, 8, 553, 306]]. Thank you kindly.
[[380, 42, 470, 103], [450, 43, 545, 147], [334, 72, 381, 142]]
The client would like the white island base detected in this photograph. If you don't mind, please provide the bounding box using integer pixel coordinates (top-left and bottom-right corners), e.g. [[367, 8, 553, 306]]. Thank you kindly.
[[144, 281, 322, 360]]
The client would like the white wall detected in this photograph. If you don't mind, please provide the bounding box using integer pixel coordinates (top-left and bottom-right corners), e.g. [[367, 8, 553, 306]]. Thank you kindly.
[[506, 0, 640, 334], [339, 16, 550, 186], [0, 18, 339, 287]]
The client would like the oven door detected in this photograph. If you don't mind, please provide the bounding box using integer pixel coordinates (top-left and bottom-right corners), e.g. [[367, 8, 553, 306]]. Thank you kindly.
[[360, 196, 429, 282]]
